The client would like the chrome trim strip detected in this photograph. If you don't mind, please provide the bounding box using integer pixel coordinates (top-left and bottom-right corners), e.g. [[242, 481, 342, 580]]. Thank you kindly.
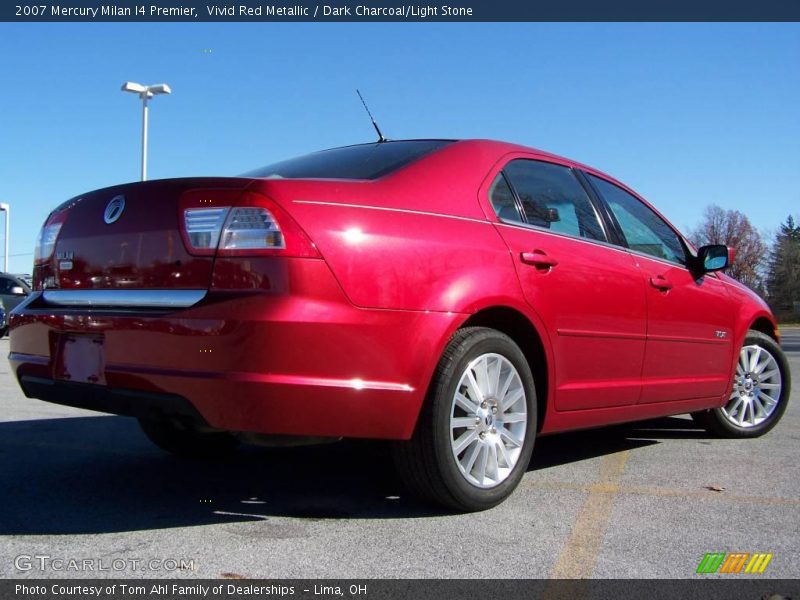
[[8, 352, 50, 366], [42, 289, 206, 309]]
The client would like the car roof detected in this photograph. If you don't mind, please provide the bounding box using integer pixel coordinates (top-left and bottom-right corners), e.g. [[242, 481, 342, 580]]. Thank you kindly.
[[446, 139, 637, 194], [324, 138, 617, 182], [453, 139, 608, 174]]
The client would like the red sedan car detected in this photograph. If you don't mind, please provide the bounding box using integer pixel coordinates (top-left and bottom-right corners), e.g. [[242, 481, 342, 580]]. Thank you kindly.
[[9, 139, 791, 511]]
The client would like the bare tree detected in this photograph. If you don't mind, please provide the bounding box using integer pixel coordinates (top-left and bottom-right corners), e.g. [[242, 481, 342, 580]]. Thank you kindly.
[[690, 205, 767, 291]]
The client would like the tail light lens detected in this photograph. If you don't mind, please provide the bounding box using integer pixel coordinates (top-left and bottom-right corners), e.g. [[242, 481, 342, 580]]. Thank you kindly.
[[220, 207, 285, 251], [179, 190, 319, 258], [184, 207, 228, 252], [34, 210, 67, 264]]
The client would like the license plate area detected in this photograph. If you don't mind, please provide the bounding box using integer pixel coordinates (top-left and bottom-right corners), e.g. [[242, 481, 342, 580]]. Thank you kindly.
[[55, 334, 106, 385]]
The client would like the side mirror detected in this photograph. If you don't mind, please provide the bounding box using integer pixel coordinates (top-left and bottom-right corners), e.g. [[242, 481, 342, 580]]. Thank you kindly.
[[10, 286, 26, 296], [697, 244, 730, 273]]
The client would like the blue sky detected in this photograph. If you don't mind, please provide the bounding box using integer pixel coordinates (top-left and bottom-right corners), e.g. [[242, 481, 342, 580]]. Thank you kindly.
[[0, 23, 798, 275]]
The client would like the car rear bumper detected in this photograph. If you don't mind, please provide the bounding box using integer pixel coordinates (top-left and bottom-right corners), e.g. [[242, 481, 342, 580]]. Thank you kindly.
[[17, 376, 209, 424], [8, 259, 460, 440]]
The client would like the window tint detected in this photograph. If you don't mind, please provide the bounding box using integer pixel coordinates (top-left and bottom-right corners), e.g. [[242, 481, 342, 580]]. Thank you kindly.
[[589, 175, 685, 264], [242, 140, 453, 180], [500, 160, 605, 241]]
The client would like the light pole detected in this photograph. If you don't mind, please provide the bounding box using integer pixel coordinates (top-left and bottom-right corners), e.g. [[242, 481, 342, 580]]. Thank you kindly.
[[121, 82, 171, 181], [0, 203, 8, 273]]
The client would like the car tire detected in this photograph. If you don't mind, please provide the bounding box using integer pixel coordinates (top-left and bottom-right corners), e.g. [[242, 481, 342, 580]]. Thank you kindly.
[[392, 327, 537, 512], [691, 330, 791, 438], [138, 417, 240, 458]]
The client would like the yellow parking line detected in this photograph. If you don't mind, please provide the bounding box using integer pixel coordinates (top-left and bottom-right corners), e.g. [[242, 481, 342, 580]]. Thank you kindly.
[[547, 450, 629, 580]]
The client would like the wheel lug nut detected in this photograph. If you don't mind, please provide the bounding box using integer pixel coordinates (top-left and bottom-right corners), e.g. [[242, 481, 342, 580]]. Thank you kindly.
[[479, 432, 486, 439], [491, 406, 497, 414], [480, 402, 487, 409], [475, 417, 481, 425]]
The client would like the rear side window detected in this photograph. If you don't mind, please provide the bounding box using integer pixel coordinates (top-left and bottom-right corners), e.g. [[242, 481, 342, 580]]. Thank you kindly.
[[488, 174, 521, 222], [242, 140, 453, 180], [496, 159, 606, 242], [589, 175, 686, 265]]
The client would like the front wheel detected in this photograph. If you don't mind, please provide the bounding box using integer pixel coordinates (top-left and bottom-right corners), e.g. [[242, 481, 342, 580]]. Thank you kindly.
[[692, 330, 791, 438], [392, 327, 537, 512]]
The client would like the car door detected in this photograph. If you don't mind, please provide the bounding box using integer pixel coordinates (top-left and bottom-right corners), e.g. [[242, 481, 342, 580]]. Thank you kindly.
[[586, 174, 736, 404], [485, 158, 647, 411]]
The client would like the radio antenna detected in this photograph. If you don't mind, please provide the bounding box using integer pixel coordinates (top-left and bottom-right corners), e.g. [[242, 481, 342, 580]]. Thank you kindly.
[[356, 89, 387, 143]]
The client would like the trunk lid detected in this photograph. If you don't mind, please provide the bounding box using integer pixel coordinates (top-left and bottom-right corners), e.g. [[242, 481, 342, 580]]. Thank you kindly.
[[46, 178, 252, 290]]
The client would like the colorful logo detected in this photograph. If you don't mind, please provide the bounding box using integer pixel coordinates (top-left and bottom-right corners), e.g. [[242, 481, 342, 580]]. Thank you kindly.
[[696, 552, 773, 574]]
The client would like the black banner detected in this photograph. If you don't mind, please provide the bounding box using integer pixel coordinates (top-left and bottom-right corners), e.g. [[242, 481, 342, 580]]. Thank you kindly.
[[5, 579, 800, 600], [4, 0, 800, 22]]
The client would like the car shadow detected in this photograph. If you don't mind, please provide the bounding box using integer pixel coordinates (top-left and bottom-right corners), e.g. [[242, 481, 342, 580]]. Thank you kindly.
[[528, 415, 715, 471], [0, 414, 714, 534]]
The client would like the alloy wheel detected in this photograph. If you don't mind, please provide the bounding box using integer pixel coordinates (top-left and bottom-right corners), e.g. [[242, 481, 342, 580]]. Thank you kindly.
[[722, 344, 782, 428], [449, 353, 527, 488]]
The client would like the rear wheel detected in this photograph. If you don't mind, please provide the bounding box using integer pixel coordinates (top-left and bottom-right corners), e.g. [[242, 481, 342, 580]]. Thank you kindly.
[[692, 330, 790, 438], [392, 327, 537, 512], [138, 417, 240, 458]]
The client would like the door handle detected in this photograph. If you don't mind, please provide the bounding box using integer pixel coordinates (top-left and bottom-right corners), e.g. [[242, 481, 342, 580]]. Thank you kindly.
[[520, 250, 558, 269], [649, 275, 673, 291]]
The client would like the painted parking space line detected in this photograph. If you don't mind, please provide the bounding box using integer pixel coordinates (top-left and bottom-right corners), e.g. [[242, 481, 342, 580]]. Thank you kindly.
[[547, 450, 630, 580]]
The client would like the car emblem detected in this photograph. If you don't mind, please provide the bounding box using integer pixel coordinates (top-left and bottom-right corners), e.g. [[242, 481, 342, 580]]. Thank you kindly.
[[104, 195, 126, 224]]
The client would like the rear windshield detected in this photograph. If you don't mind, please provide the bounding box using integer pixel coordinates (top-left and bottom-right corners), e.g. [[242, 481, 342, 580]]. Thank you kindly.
[[242, 140, 454, 180]]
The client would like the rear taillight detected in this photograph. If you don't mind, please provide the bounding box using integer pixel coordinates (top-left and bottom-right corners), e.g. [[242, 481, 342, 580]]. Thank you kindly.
[[34, 210, 67, 264], [219, 207, 285, 251], [184, 207, 228, 252], [179, 190, 319, 258]]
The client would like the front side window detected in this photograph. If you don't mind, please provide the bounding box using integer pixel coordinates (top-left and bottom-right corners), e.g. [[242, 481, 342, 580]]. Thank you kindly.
[[589, 175, 686, 264], [496, 159, 606, 242]]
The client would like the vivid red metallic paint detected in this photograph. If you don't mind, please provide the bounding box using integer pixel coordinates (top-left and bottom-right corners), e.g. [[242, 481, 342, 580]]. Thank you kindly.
[[8, 140, 778, 439]]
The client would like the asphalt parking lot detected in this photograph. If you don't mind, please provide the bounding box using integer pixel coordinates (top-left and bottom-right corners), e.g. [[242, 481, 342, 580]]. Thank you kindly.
[[0, 330, 798, 579]]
